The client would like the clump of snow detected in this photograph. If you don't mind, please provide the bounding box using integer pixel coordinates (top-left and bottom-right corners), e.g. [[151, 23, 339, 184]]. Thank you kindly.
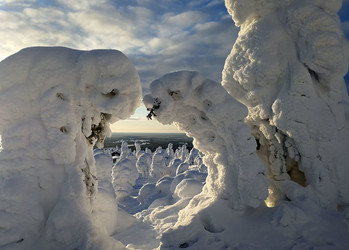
[[223, 0, 349, 209], [0, 46, 141, 249], [174, 178, 203, 199]]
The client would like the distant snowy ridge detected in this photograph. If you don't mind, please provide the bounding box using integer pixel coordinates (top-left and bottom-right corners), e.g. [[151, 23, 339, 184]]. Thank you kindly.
[[0, 47, 141, 249]]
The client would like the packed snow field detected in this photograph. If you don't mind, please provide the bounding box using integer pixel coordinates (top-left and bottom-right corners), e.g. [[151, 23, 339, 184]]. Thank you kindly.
[[1, 0, 349, 249]]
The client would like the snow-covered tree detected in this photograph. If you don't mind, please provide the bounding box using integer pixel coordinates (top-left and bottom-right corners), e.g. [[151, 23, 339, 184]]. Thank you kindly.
[[136, 151, 153, 178], [223, 0, 349, 208], [144, 71, 268, 210], [112, 157, 139, 200], [0, 47, 141, 249], [149, 147, 172, 181]]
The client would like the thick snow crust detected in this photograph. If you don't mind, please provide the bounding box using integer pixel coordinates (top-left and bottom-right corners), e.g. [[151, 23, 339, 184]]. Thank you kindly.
[[0, 47, 141, 249]]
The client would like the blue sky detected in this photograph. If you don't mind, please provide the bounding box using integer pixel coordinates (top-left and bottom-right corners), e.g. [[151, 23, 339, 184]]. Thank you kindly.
[[0, 0, 348, 132]]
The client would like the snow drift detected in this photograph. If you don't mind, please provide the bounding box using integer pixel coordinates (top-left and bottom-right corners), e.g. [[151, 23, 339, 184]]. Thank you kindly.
[[0, 47, 141, 249]]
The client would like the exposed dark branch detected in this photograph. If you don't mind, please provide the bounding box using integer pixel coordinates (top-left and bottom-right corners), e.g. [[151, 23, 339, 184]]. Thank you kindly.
[[146, 98, 161, 120]]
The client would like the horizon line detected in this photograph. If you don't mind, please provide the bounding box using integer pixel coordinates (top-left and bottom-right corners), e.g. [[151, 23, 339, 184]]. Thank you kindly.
[[110, 131, 186, 134]]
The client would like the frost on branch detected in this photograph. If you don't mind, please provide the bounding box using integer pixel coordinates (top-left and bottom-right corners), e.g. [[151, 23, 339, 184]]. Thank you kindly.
[[223, 0, 349, 208], [0, 47, 141, 249], [144, 71, 268, 210]]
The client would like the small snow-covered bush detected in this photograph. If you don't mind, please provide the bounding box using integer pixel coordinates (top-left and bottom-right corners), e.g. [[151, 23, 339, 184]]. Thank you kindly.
[[112, 157, 139, 200], [136, 151, 153, 178], [149, 147, 172, 181], [174, 178, 203, 199]]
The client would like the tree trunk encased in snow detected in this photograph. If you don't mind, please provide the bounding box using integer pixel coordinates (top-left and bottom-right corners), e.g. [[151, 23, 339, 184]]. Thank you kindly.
[[223, 0, 349, 208], [0, 47, 141, 249]]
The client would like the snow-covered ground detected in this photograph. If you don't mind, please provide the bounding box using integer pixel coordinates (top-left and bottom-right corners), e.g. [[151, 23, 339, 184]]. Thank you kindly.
[[96, 141, 349, 249], [0, 0, 349, 249]]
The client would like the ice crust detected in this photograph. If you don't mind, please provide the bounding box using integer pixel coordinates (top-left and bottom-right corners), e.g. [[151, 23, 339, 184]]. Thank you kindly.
[[0, 47, 141, 249]]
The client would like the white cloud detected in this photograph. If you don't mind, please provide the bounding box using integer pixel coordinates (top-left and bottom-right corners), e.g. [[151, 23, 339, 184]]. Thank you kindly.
[[55, 0, 107, 11], [0, 0, 35, 8], [164, 11, 207, 28]]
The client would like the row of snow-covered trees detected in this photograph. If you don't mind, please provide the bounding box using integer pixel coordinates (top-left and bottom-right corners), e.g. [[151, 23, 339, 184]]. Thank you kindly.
[[95, 141, 207, 207]]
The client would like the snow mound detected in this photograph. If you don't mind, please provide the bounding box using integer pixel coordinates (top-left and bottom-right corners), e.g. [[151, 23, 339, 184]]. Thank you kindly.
[[0, 46, 141, 249]]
